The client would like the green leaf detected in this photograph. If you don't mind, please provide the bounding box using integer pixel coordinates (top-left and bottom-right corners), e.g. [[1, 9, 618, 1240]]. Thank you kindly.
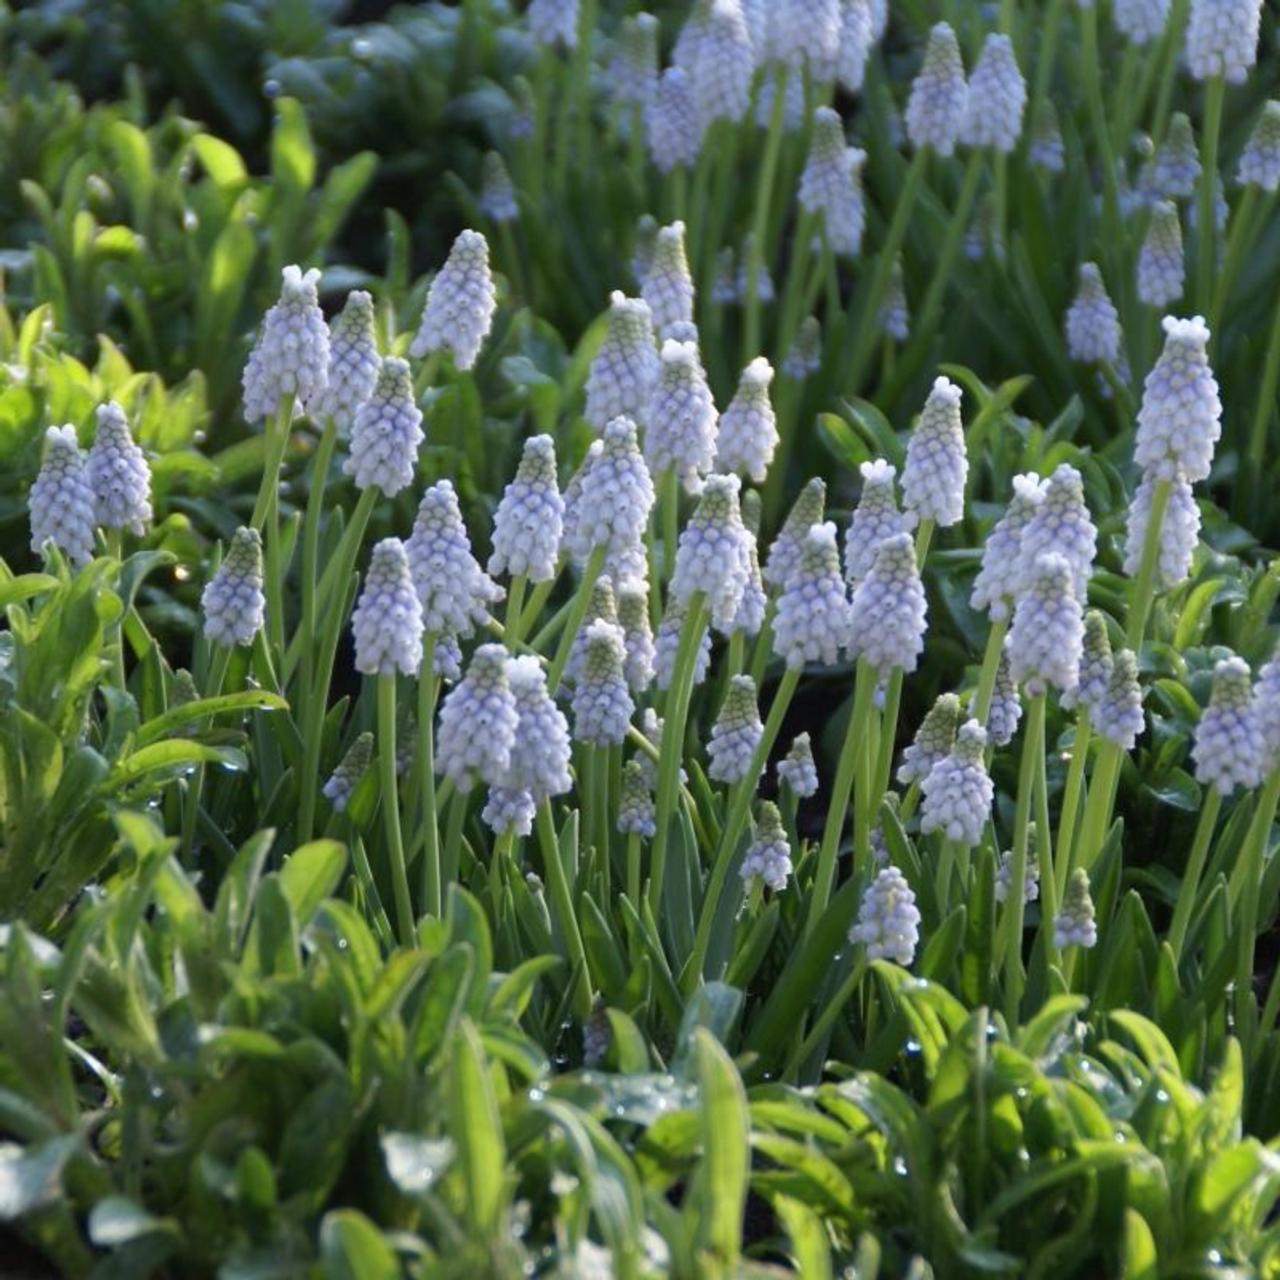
[[1122, 1208, 1159, 1280], [449, 1019, 505, 1236], [693, 1028, 748, 1273], [319, 1209, 400, 1280], [135, 690, 288, 746], [108, 740, 246, 789], [277, 839, 347, 929], [271, 98, 316, 195], [191, 134, 249, 191], [0, 575, 59, 610]]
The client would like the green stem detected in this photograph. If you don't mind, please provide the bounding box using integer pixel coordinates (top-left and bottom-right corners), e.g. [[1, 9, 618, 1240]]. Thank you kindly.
[[1080, 2, 1121, 260], [1032, 708, 1059, 970], [378, 676, 415, 947], [1125, 477, 1171, 647], [1003, 693, 1045, 1024], [807, 658, 876, 938], [441, 788, 467, 891], [1166, 786, 1223, 962], [685, 665, 802, 989], [1234, 771, 1280, 1000], [648, 593, 709, 915], [505, 574, 528, 649], [1210, 178, 1258, 335], [1054, 713, 1091, 896], [744, 65, 789, 365], [626, 832, 642, 906], [417, 637, 442, 918], [1247, 288, 1280, 477], [1075, 740, 1124, 876], [1026, 0, 1065, 161], [296, 415, 340, 844], [181, 647, 232, 858], [1196, 75, 1226, 316], [784, 960, 865, 1082], [547, 546, 607, 695], [662, 469, 680, 589], [284, 484, 378, 684], [972, 618, 1010, 727], [936, 839, 957, 913], [253, 399, 293, 659], [847, 147, 929, 390], [536, 801, 593, 1020], [105, 529, 127, 690]]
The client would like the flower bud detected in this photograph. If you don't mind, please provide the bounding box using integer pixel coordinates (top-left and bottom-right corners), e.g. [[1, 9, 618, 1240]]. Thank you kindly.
[[1238, 101, 1280, 191], [490, 435, 565, 583], [906, 22, 968, 157], [479, 152, 519, 223], [960, 33, 1025, 153], [715, 358, 778, 482], [437, 643, 519, 792], [642, 222, 695, 336], [672, 473, 753, 631], [765, 476, 826, 589], [1018, 463, 1096, 602], [970, 472, 1047, 620], [410, 229, 497, 372], [848, 532, 928, 676], [573, 620, 635, 746], [353, 538, 423, 678], [1137, 201, 1185, 308], [343, 356, 424, 496], [1065, 262, 1121, 365], [1134, 316, 1221, 483], [1008, 553, 1084, 698], [898, 692, 960, 786], [708, 674, 764, 784], [740, 802, 793, 891], [778, 732, 819, 796], [902, 376, 967, 529], [87, 402, 151, 536], [586, 293, 660, 430], [1194, 655, 1265, 794], [1094, 648, 1146, 749], [920, 719, 994, 847], [645, 338, 719, 494], [850, 866, 920, 965], [323, 732, 374, 814], [845, 459, 909, 586], [312, 290, 379, 437], [1054, 868, 1098, 949], [201, 527, 265, 648], [798, 107, 866, 257], [774, 522, 852, 667], [242, 264, 329, 424]]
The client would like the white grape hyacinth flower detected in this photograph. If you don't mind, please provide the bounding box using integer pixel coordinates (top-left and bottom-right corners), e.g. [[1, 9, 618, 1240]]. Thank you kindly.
[[489, 434, 565, 583], [87, 402, 151, 537], [920, 719, 994, 847], [352, 538, 423, 678], [902, 376, 967, 529], [409, 229, 497, 372], [1008, 552, 1084, 698], [1193, 655, 1265, 795], [343, 356, 424, 497], [201, 527, 265, 649], [241, 264, 330, 424], [715, 358, 778, 482], [1133, 315, 1221, 483], [436, 643, 519, 792], [848, 532, 928, 676], [905, 22, 968, 157], [774, 521, 852, 668], [850, 866, 921, 965]]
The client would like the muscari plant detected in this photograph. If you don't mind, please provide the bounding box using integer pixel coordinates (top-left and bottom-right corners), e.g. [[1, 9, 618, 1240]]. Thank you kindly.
[[8, 0, 1280, 1274]]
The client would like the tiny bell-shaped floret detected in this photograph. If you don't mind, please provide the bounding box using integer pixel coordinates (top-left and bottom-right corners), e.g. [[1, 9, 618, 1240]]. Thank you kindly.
[[1194, 655, 1265, 794], [344, 356, 424, 497], [730, 497, 767, 637], [490, 434, 565, 582], [436, 643, 519, 792], [1253, 644, 1280, 774], [611, 12, 660, 109], [618, 582, 656, 692], [770, 0, 842, 76], [201, 527, 266, 648], [569, 416, 656, 571], [642, 222, 695, 336], [837, 0, 873, 93], [1065, 262, 1122, 364], [352, 538, 423, 678], [782, 315, 823, 379], [902, 376, 967, 529], [241, 264, 330, 424], [708, 674, 764, 784], [1030, 101, 1065, 172], [1054, 868, 1098, 949], [655, 595, 712, 690], [529, 0, 579, 49], [1018, 463, 1096, 602], [715, 358, 778, 482], [983, 644, 1024, 746], [960, 33, 1025, 153], [1072, 609, 1114, 715], [87, 402, 151, 536], [905, 22, 968, 158], [645, 338, 719, 494], [672, 473, 754, 630], [970, 472, 1048, 620], [482, 786, 536, 839], [696, 0, 755, 129], [617, 759, 657, 837], [798, 108, 866, 257], [406, 479, 504, 638], [921, 719, 993, 847], [996, 846, 1040, 904], [736, 234, 775, 303], [740, 802, 793, 892], [1094, 648, 1146, 749], [774, 522, 852, 667], [573, 620, 635, 746], [505, 654, 573, 802], [1008, 553, 1084, 698], [566, 575, 619, 685], [850, 866, 921, 965], [897, 692, 960, 786], [1137, 201, 1185, 308], [1134, 316, 1221, 483], [322, 732, 375, 814], [1238, 101, 1280, 191], [648, 66, 703, 172], [778, 732, 819, 796], [479, 152, 519, 223], [1124, 470, 1201, 588], [765, 476, 826, 589], [410, 230, 496, 372], [586, 293, 659, 429], [313, 290, 379, 435], [879, 256, 910, 341], [1186, 0, 1262, 84], [1153, 114, 1200, 198], [845, 459, 909, 586], [848, 532, 928, 676], [1114, 0, 1170, 44]]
